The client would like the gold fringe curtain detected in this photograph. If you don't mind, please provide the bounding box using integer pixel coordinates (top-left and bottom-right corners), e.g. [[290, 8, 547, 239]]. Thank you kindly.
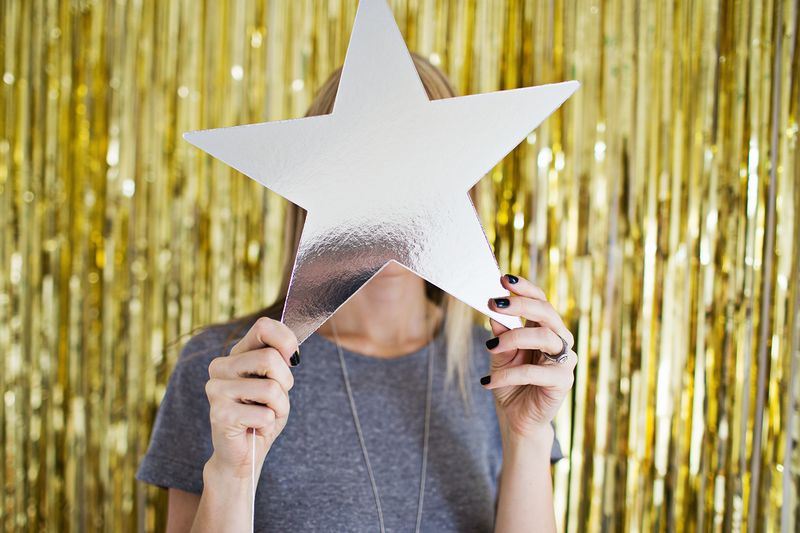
[[1, 0, 798, 531]]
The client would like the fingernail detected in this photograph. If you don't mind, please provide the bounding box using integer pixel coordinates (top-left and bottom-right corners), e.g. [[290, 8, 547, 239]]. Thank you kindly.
[[485, 337, 499, 349], [493, 298, 510, 308], [480, 375, 491, 386], [505, 274, 519, 284], [290, 351, 300, 367]]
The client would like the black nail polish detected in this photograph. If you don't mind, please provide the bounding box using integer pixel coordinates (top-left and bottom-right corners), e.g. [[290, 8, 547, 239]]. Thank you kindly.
[[290, 351, 300, 367], [480, 375, 491, 385], [493, 297, 510, 308], [485, 337, 499, 349], [505, 274, 519, 284]]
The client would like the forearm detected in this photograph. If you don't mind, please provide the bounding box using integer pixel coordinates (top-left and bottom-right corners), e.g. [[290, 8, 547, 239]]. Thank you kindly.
[[494, 424, 556, 533], [191, 456, 254, 533]]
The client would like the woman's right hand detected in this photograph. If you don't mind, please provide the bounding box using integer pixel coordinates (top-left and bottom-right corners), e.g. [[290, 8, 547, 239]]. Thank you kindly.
[[203, 317, 300, 479]]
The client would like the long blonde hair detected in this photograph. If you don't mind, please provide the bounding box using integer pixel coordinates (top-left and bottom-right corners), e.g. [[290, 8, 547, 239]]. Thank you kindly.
[[220, 53, 480, 401]]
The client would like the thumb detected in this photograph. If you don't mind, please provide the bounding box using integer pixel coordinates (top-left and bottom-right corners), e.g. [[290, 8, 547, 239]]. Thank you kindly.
[[489, 318, 510, 337]]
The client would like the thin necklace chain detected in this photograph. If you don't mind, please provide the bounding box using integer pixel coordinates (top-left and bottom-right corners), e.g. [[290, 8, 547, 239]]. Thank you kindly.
[[331, 317, 434, 533]]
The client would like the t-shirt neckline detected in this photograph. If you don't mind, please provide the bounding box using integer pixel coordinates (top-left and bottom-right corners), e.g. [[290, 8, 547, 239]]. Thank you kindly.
[[310, 322, 446, 364]]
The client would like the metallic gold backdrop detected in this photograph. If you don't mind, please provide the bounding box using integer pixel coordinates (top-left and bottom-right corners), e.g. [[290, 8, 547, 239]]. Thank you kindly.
[[1, 0, 798, 531]]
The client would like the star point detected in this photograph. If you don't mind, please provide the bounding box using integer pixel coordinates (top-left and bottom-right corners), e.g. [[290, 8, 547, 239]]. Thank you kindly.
[[184, 0, 579, 343]]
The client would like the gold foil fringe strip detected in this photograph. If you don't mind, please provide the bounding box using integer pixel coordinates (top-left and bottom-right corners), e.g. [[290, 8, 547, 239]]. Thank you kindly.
[[1, 0, 797, 531]]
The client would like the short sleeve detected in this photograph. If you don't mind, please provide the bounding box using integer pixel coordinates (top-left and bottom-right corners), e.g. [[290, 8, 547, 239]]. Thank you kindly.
[[549, 427, 565, 463], [136, 327, 234, 494]]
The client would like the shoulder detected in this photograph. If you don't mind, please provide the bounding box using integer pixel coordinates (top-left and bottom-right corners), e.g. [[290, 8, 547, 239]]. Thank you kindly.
[[154, 319, 255, 416], [136, 320, 252, 493], [173, 319, 253, 376]]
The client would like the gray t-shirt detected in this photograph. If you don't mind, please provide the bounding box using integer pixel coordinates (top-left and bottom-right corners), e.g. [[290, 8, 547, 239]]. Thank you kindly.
[[137, 320, 563, 532]]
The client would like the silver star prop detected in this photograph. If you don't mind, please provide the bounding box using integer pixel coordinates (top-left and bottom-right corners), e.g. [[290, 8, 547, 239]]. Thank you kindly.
[[184, 0, 579, 344]]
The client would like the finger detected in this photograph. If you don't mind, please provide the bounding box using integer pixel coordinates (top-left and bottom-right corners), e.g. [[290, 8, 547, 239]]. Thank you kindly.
[[489, 318, 510, 338], [488, 295, 573, 349], [210, 402, 277, 436], [481, 354, 577, 390], [485, 326, 563, 356], [206, 378, 290, 418], [486, 318, 524, 367], [500, 274, 547, 301], [231, 317, 299, 366], [498, 274, 574, 348], [209, 348, 294, 392]]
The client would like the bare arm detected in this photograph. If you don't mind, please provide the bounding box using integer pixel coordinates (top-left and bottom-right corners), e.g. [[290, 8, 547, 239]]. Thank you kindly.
[[482, 274, 577, 533], [190, 457, 254, 532], [493, 424, 556, 533], [166, 489, 199, 533], [165, 317, 299, 532], [165, 453, 266, 533]]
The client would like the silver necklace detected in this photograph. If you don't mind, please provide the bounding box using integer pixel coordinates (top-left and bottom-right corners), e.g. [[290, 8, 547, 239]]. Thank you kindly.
[[331, 318, 434, 533]]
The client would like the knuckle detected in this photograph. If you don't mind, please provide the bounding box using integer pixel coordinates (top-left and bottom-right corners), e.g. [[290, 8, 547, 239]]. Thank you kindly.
[[547, 328, 563, 349], [538, 299, 554, 317], [494, 367, 510, 384], [275, 395, 289, 418], [262, 378, 281, 397], [532, 327, 551, 346], [204, 378, 218, 399], [270, 320, 295, 343], [502, 329, 519, 348], [568, 351, 578, 369], [254, 318, 298, 355], [222, 406, 239, 426], [208, 356, 225, 377], [516, 327, 533, 346], [210, 404, 232, 426], [274, 334, 293, 352], [254, 349, 274, 374], [516, 327, 531, 345], [277, 337, 298, 359], [261, 408, 276, 425], [254, 316, 276, 339], [209, 404, 220, 424], [257, 351, 292, 389], [523, 299, 544, 320], [549, 307, 567, 330], [524, 365, 540, 382], [254, 316, 274, 328], [267, 346, 286, 366]]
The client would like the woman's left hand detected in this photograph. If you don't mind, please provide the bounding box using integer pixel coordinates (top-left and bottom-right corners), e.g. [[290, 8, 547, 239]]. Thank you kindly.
[[482, 274, 577, 441]]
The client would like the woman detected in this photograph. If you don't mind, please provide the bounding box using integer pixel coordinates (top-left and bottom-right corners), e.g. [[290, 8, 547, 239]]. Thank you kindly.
[[137, 54, 577, 532]]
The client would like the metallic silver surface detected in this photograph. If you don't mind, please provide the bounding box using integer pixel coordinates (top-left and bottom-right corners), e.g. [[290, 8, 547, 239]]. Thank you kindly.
[[183, 0, 579, 344], [543, 335, 570, 364]]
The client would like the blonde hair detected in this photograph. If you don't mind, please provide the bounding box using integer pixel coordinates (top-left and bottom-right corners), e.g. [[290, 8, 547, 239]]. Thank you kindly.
[[222, 53, 480, 402]]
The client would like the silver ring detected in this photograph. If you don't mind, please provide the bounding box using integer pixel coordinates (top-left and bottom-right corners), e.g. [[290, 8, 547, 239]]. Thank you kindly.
[[542, 335, 570, 364]]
